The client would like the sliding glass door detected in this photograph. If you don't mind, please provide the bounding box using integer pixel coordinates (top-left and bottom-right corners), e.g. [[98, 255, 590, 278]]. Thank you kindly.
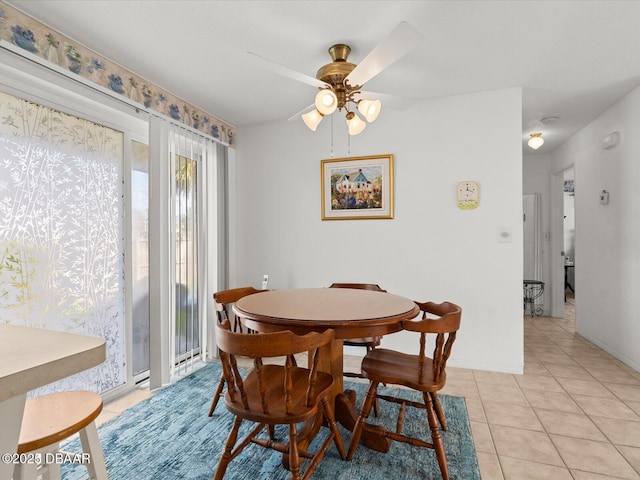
[[0, 90, 126, 394], [174, 153, 200, 363], [165, 124, 217, 380], [1, 70, 221, 395], [131, 140, 150, 378]]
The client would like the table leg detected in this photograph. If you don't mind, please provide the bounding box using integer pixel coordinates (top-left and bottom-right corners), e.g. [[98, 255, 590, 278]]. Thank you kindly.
[[315, 339, 391, 453], [0, 394, 27, 480], [288, 338, 393, 468]]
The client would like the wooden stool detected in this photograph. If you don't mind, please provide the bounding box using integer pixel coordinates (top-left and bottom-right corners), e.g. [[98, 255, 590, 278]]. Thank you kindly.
[[14, 391, 108, 480]]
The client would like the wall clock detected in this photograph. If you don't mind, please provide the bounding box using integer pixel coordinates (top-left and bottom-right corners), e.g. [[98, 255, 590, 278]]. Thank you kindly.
[[457, 180, 479, 210]]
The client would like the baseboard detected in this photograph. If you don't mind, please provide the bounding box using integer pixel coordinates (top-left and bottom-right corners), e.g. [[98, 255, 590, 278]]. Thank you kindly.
[[449, 358, 524, 375], [579, 333, 640, 372], [343, 348, 524, 375]]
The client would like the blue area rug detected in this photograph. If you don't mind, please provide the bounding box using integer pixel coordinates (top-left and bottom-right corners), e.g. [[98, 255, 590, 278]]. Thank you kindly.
[[62, 363, 480, 480]]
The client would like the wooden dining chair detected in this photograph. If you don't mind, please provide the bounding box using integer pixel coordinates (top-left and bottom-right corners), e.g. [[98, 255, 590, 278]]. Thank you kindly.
[[328, 282, 386, 416], [208, 286, 267, 416], [215, 286, 267, 333], [213, 321, 346, 480], [346, 301, 462, 480]]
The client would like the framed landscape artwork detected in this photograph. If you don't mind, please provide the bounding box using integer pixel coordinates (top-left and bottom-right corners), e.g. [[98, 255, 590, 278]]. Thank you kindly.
[[321, 154, 394, 220]]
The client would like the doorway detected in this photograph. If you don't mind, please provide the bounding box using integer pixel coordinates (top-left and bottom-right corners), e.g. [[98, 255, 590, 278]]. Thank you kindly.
[[523, 193, 542, 281], [563, 169, 576, 313], [523, 193, 543, 314], [550, 166, 576, 318]]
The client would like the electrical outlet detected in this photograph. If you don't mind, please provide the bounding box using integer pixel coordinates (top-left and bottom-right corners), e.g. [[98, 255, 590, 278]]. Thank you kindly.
[[261, 274, 269, 290]]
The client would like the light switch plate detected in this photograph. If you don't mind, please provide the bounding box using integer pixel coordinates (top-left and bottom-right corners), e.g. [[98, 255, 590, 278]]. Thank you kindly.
[[498, 226, 512, 243]]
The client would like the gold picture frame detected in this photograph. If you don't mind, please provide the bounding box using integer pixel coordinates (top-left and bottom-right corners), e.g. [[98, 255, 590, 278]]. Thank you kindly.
[[321, 154, 394, 220]]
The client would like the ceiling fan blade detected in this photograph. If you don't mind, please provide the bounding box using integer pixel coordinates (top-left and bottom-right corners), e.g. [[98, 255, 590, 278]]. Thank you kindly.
[[247, 52, 328, 89], [346, 21, 423, 88], [356, 91, 417, 110], [287, 103, 315, 122]]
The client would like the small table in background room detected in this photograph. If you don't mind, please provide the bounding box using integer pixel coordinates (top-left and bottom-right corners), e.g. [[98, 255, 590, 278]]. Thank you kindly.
[[523, 280, 544, 316], [564, 262, 575, 301]]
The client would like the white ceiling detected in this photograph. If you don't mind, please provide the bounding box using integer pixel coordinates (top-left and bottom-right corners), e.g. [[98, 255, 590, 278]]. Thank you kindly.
[[6, 0, 640, 152]]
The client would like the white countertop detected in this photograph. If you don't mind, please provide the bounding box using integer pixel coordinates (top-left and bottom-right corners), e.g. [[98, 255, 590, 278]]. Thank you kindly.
[[0, 324, 106, 402]]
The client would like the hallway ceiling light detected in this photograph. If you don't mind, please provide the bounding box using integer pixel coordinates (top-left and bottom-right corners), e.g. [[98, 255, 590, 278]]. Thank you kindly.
[[528, 132, 544, 150]]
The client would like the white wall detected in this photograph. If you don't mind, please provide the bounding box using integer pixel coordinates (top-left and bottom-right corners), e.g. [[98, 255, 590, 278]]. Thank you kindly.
[[552, 85, 640, 371], [232, 88, 524, 373]]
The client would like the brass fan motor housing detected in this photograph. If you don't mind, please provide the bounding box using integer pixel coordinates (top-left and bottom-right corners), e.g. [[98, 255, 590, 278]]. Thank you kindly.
[[316, 43, 357, 84], [316, 61, 357, 86], [315, 44, 361, 109]]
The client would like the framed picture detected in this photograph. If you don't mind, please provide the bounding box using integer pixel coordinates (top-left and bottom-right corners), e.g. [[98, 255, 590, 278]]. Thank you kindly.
[[321, 154, 394, 220]]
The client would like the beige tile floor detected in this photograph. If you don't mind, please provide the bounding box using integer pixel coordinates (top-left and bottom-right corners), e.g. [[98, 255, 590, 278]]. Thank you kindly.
[[100, 297, 640, 479], [453, 298, 640, 480]]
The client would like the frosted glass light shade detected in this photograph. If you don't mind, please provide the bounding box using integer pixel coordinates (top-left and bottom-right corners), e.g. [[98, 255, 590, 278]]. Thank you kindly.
[[315, 89, 338, 115], [346, 112, 366, 135], [358, 99, 381, 122], [302, 109, 323, 131], [528, 133, 544, 150]]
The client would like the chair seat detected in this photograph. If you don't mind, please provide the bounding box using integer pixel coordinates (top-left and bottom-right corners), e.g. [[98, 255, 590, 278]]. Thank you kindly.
[[224, 365, 334, 424], [361, 348, 446, 392], [18, 391, 103, 453], [344, 336, 381, 347]]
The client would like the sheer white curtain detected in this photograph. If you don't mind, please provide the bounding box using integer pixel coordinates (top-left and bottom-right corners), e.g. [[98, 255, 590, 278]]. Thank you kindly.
[[0, 90, 125, 395], [149, 117, 218, 386]]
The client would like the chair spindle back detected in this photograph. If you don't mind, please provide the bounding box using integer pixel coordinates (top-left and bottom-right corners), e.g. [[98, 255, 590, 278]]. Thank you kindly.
[[215, 321, 335, 415], [403, 301, 462, 383], [214, 286, 267, 332]]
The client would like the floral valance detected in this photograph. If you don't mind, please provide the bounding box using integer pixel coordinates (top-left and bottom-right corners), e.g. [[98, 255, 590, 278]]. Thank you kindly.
[[0, 1, 235, 147]]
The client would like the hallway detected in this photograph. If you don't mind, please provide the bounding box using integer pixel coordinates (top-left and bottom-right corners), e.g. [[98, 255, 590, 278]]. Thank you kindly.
[[442, 297, 640, 479]]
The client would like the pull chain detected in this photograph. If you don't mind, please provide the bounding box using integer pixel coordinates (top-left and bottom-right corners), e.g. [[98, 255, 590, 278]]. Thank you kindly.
[[330, 114, 334, 157]]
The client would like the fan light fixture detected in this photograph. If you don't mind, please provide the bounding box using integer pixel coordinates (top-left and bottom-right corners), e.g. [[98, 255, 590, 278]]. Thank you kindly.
[[250, 22, 424, 140], [315, 89, 338, 115], [302, 44, 382, 136], [346, 111, 366, 135], [528, 132, 544, 150], [358, 99, 381, 122], [302, 109, 323, 131]]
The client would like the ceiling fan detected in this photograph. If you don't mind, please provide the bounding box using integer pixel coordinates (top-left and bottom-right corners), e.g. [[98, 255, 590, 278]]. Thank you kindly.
[[248, 21, 423, 135]]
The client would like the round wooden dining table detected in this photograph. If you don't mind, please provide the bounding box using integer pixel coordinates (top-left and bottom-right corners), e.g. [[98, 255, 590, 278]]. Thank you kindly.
[[234, 287, 420, 454]]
